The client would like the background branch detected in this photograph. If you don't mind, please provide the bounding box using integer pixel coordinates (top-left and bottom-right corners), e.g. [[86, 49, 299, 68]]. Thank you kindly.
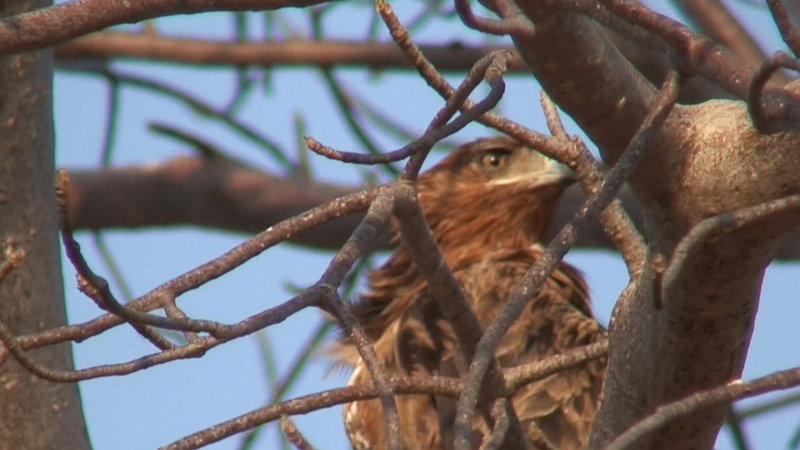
[[64, 157, 800, 260]]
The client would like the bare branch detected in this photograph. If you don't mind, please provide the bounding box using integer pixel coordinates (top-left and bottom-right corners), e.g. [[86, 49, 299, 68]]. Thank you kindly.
[[401, 49, 514, 178], [66, 157, 360, 247], [0, 289, 321, 382], [455, 0, 535, 38], [539, 92, 647, 275], [748, 51, 800, 134], [0, 242, 25, 283], [54, 31, 526, 73], [305, 49, 513, 168], [0, 0, 329, 55], [662, 193, 800, 302], [378, 0, 567, 162], [503, 342, 608, 392], [56, 169, 177, 351], [280, 416, 315, 450], [316, 191, 402, 450], [672, 0, 780, 77], [161, 375, 463, 450], [768, 0, 800, 56], [8, 185, 380, 354], [606, 367, 800, 450], [479, 399, 511, 450], [60, 67, 292, 169], [375, 7, 530, 444]]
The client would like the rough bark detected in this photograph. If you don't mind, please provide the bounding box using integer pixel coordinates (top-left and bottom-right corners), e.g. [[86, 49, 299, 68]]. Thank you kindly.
[[507, 3, 800, 449], [0, 1, 91, 448]]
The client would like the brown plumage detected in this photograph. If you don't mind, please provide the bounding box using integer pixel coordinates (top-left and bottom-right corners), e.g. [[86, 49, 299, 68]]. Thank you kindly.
[[339, 137, 607, 449]]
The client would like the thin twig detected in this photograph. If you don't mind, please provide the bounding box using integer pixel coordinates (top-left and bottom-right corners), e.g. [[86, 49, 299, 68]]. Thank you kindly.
[[318, 69, 398, 176], [606, 367, 800, 450], [310, 12, 399, 177], [391, 185, 482, 363], [241, 258, 367, 446], [375, 3, 547, 446], [402, 49, 513, 178], [90, 232, 135, 302], [0, 289, 322, 382], [539, 92, 646, 275], [479, 399, 510, 450], [454, 0, 535, 38], [99, 77, 121, 166], [503, 341, 608, 392], [6, 185, 390, 382], [0, 242, 25, 283], [316, 190, 402, 450], [376, 0, 574, 168], [60, 67, 293, 171], [768, 0, 800, 57], [662, 193, 800, 302], [672, 0, 777, 78], [747, 51, 800, 133], [279, 416, 315, 450], [161, 300, 197, 343], [57, 170, 177, 351], [149, 123, 235, 161], [305, 50, 512, 169], [10, 187, 381, 353], [392, 186, 530, 449], [161, 375, 463, 450]]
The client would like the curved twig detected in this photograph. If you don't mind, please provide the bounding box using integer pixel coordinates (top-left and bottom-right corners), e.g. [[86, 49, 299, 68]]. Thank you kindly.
[[767, 0, 800, 57], [454, 0, 535, 38], [747, 51, 800, 134], [606, 366, 800, 450]]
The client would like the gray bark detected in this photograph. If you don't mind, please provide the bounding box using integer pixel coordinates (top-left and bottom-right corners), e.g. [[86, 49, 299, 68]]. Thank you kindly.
[[0, 1, 90, 448]]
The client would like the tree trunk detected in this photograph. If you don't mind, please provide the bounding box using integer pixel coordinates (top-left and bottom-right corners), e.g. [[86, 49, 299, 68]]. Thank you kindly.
[[0, 1, 91, 448]]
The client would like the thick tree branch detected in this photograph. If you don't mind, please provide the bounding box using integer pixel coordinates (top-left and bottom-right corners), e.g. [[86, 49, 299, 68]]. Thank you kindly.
[[606, 366, 800, 450], [65, 157, 800, 260], [510, 3, 658, 159], [54, 31, 527, 73], [52, 30, 742, 104], [500, 2, 800, 449], [672, 0, 792, 85], [0, 0, 329, 55], [67, 157, 361, 248]]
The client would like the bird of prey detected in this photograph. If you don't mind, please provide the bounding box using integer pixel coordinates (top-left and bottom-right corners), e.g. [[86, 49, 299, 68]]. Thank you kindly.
[[339, 137, 607, 450]]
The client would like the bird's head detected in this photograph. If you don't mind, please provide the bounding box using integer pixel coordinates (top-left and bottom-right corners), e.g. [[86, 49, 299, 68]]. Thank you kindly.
[[416, 136, 573, 257]]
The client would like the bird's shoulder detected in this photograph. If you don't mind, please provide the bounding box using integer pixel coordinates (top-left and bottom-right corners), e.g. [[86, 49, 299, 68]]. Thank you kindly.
[[451, 245, 591, 317]]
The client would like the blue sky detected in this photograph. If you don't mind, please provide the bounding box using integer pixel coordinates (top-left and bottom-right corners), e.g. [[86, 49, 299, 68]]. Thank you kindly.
[[52, 2, 800, 449]]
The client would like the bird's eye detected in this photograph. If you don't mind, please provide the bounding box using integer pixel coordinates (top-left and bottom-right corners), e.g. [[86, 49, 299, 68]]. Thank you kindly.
[[479, 150, 509, 169]]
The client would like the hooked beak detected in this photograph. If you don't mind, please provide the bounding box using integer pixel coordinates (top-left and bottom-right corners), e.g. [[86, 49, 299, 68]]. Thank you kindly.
[[488, 151, 575, 189]]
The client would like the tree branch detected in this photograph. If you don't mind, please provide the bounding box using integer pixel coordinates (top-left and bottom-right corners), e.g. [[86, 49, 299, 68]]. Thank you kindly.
[[606, 366, 800, 450], [54, 31, 527, 73], [64, 156, 800, 260], [0, 0, 329, 55]]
